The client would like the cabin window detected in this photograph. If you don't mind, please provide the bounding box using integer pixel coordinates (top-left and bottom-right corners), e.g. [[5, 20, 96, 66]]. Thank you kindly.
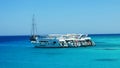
[[53, 41, 56, 45], [39, 41, 48, 45]]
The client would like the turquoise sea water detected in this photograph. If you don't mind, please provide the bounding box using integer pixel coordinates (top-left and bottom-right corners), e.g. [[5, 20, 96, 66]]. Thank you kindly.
[[0, 34, 120, 68]]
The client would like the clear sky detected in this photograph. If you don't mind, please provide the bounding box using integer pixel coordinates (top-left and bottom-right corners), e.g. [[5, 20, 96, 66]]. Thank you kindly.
[[0, 0, 120, 35]]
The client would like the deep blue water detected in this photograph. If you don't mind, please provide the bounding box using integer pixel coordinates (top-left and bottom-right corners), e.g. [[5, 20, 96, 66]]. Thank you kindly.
[[0, 34, 120, 68]]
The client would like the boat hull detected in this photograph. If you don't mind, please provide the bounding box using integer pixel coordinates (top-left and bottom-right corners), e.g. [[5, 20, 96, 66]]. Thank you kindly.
[[33, 43, 95, 48]]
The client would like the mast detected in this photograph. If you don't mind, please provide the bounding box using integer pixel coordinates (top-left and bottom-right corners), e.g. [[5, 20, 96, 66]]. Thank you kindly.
[[30, 14, 38, 41], [31, 14, 37, 36]]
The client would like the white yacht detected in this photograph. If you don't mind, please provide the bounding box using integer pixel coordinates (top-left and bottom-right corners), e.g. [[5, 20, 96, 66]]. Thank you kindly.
[[30, 15, 95, 48], [30, 34, 95, 48]]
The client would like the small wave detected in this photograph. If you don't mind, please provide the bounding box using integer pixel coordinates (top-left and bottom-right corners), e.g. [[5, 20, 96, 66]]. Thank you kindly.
[[95, 58, 119, 62], [95, 48, 120, 50]]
